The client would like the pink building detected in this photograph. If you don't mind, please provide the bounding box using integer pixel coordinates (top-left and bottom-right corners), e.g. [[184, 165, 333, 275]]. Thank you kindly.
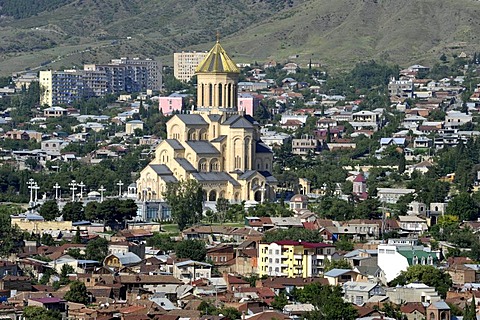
[[238, 94, 260, 116], [159, 96, 183, 114]]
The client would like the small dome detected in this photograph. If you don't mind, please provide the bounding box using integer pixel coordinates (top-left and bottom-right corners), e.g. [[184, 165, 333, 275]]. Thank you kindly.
[[290, 194, 309, 202]]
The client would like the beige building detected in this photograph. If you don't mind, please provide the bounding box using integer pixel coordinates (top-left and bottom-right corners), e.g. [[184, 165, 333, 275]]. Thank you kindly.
[[137, 40, 276, 202], [174, 51, 208, 82]]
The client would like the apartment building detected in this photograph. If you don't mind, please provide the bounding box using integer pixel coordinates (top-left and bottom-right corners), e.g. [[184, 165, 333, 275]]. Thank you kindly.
[[40, 58, 161, 106], [258, 240, 336, 278], [174, 51, 208, 82]]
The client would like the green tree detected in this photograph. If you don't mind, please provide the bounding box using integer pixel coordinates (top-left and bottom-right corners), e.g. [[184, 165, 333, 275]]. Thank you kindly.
[[389, 265, 452, 298], [85, 237, 109, 262], [72, 227, 82, 244], [61, 201, 85, 222], [464, 295, 476, 320], [146, 232, 176, 253], [23, 306, 62, 320], [38, 200, 60, 221], [164, 180, 204, 230], [324, 259, 352, 272], [40, 233, 55, 246], [216, 197, 230, 224], [446, 192, 479, 221], [59, 264, 74, 285], [293, 283, 358, 320], [175, 239, 206, 261], [271, 292, 289, 310], [64, 281, 89, 304]]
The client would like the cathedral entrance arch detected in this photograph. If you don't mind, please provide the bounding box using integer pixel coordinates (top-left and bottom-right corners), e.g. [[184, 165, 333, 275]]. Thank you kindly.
[[254, 190, 262, 202]]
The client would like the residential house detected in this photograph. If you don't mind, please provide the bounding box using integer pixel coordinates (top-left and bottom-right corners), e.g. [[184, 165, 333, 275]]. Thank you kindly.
[[43, 106, 68, 118], [343, 281, 385, 305], [386, 283, 441, 304], [291, 135, 320, 156], [378, 243, 437, 282], [173, 260, 212, 284], [324, 269, 365, 286], [103, 252, 142, 269], [377, 188, 416, 204], [398, 215, 428, 234]]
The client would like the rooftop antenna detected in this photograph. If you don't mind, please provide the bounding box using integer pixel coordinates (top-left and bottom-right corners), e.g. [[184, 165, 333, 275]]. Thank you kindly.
[[216, 30, 220, 43]]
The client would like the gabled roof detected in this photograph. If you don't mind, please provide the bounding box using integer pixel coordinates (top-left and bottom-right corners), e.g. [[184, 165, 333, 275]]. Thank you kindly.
[[324, 268, 354, 277], [165, 139, 185, 150], [192, 172, 240, 186], [175, 114, 208, 126], [149, 164, 173, 175], [195, 40, 239, 74], [185, 141, 220, 155], [174, 158, 197, 172]]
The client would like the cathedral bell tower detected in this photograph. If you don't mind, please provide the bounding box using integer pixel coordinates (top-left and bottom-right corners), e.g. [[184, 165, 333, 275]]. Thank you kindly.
[[195, 34, 240, 114]]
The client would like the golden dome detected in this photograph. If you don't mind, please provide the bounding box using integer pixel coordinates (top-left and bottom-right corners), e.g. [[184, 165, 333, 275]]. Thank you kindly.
[[195, 39, 239, 74]]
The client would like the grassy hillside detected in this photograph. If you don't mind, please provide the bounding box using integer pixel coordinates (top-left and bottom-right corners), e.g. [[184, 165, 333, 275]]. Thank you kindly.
[[0, 0, 479, 75]]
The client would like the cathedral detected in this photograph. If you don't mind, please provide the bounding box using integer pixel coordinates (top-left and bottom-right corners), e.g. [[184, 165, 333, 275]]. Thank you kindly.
[[136, 39, 276, 203]]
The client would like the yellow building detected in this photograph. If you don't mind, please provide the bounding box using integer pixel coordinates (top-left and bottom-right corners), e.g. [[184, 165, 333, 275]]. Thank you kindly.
[[258, 240, 336, 278], [137, 40, 276, 203]]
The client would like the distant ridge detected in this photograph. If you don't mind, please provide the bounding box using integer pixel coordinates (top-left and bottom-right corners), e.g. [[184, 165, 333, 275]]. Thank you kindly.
[[0, 0, 479, 75]]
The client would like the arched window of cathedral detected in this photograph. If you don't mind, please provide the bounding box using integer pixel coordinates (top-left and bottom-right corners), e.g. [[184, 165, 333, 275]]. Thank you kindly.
[[208, 190, 217, 201], [209, 83, 213, 106], [199, 158, 208, 172], [234, 192, 240, 202], [187, 128, 196, 141], [227, 83, 232, 106], [210, 159, 219, 172], [218, 83, 223, 107], [219, 191, 226, 199], [265, 163, 269, 170], [199, 128, 208, 140], [244, 137, 251, 170]]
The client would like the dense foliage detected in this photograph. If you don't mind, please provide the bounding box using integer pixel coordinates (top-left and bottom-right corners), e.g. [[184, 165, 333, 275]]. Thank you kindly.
[[389, 265, 453, 298]]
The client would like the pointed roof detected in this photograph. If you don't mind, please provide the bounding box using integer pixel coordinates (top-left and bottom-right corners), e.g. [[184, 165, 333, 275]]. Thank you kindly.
[[195, 40, 239, 74]]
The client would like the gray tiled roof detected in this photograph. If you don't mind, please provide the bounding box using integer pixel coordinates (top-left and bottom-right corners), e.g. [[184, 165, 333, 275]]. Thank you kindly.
[[230, 117, 254, 129], [192, 172, 240, 187], [176, 114, 208, 125], [222, 115, 241, 125], [185, 141, 220, 155], [175, 158, 197, 172], [208, 114, 222, 122], [149, 164, 173, 175], [238, 170, 257, 180], [211, 135, 227, 142], [259, 171, 278, 184], [256, 141, 273, 153], [165, 139, 185, 150], [162, 175, 178, 183]]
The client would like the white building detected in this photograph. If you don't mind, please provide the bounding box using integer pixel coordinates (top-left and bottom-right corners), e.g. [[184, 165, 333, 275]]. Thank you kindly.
[[378, 244, 437, 282]]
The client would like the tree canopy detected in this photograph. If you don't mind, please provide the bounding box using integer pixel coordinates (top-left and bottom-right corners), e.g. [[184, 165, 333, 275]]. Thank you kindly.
[[389, 265, 452, 298], [163, 179, 204, 230], [175, 239, 207, 262], [64, 281, 89, 304]]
